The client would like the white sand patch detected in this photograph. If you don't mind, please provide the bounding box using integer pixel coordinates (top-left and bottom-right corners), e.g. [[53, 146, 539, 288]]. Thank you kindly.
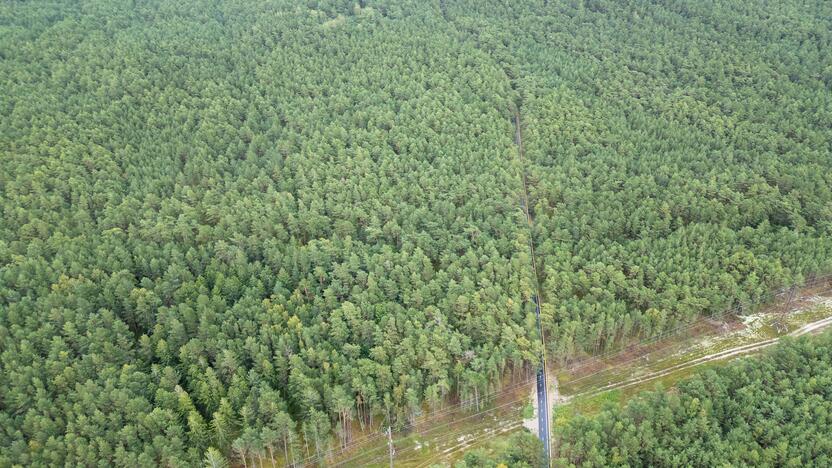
[[734, 311, 768, 339], [807, 296, 832, 307], [741, 312, 766, 327], [522, 385, 537, 434]]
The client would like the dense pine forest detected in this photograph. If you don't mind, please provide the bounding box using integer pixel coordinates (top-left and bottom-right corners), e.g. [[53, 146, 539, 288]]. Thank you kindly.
[[1, 0, 830, 466], [555, 333, 832, 466], [444, 0, 832, 357]]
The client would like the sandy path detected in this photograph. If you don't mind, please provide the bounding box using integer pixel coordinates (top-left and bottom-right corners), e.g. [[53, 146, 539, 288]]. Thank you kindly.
[[568, 314, 832, 401]]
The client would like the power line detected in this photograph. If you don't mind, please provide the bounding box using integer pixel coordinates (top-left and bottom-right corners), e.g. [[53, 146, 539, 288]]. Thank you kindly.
[[562, 285, 832, 391], [561, 278, 832, 375], [416, 279, 832, 465], [337, 393, 530, 467], [359, 397, 529, 467], [301, 275, 832, 466], [296, 375, 538, 467], [415, 420, 526, 467], [570, 311, 832, 402]]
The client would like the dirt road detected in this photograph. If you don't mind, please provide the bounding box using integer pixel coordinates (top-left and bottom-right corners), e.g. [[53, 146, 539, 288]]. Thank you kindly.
[[568, 314, 832, 401]]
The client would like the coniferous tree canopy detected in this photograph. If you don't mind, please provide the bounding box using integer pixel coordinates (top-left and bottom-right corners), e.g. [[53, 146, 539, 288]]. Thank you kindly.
[[1, 0, 830, 465], [556, 333, 832, 467]]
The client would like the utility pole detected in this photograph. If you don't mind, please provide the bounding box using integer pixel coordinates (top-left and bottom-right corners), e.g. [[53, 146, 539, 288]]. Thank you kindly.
[[387, 426, 395, 468], [787, 284, 797, 308]]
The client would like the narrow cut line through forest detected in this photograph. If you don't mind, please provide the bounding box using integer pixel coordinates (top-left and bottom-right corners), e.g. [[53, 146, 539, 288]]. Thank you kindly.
[[511, 107, 552, 462], [413, 282, 832, 466], [4, 2, 832, 468]]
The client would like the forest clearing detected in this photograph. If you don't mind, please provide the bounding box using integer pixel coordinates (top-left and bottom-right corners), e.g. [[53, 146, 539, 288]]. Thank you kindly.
[[305, 278, 832, 466]]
